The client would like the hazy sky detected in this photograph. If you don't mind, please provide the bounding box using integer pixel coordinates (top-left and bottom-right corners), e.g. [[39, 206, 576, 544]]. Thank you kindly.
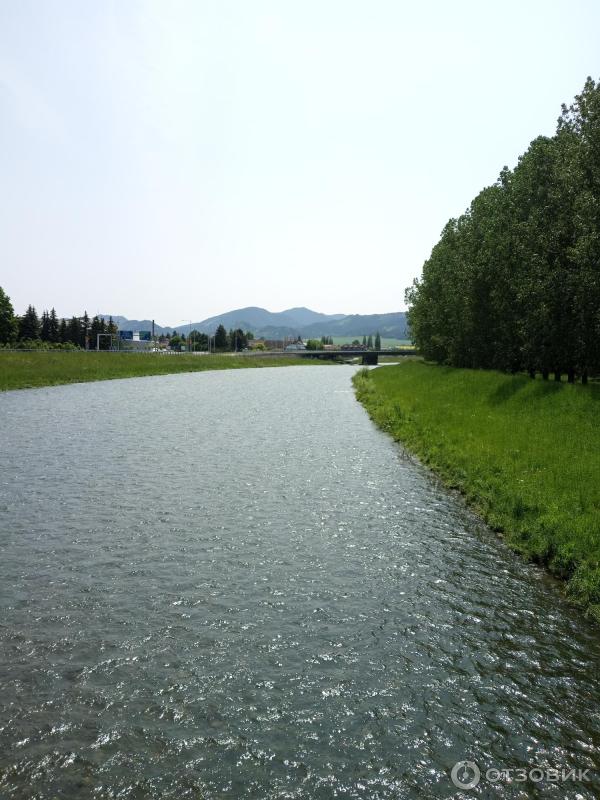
[[1, 1, 599, 322]]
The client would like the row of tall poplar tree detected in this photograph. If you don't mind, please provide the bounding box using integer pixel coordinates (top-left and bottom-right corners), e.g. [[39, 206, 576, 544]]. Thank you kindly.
[[406, 77, 600, 383], [0, 289, 117, 349]]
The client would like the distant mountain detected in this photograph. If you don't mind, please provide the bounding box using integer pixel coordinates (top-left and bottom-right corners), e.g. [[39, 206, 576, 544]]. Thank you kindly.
[[101, 307, 408, 340], [283, 307, 346, 327], [187, 306, 347, 334], [99, 315, 167, 333], [192, 306, 298, 333], [303, 312, 408, 339]]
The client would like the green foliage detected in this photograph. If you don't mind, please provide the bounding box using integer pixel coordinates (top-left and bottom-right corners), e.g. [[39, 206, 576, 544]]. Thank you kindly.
[[353, 362, 600, 617], [1, 340, 79, 351], [0, 352, 332, 392], [407, 77, 600, 381], [305, 339, 321, 350], [18, 305, 40, 340], [207, 325, 248, 352], [229, 328, 248, 351], [331, 335, 411, 348], [67, 317, 80, 345], [352, 367, 374, 397], [80, 311, 90, 349], [0, 287, 17, 343], [40, 310, 50, 341], [89, 315, 108, 349], [189, 329, 209, 351], [48, 308, 59, 342], [214, 323, 228, 350]]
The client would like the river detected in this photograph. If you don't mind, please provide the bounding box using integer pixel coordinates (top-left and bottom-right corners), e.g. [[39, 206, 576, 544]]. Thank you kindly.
[[1, 365, 599, 798]]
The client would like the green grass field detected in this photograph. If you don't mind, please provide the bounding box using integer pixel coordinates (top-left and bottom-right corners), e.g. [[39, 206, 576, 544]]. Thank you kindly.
[[0, 351, 329, 392], [353, 361, 600, 619]]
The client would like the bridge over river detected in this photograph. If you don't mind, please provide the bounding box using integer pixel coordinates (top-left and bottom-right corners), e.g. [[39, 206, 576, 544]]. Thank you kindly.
[[247, 348, 416, 364]]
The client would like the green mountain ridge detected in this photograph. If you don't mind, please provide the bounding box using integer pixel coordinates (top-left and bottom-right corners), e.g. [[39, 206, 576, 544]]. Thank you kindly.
[[101, 307, 408, 339]]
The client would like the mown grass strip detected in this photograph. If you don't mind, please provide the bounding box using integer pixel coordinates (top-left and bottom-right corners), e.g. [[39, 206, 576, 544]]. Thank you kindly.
[[0, 352, 330, 392], [353, 362, 600, 620]]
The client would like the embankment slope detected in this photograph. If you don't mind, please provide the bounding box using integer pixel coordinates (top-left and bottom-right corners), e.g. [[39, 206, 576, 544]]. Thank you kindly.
[[354, 362, 600, 619]]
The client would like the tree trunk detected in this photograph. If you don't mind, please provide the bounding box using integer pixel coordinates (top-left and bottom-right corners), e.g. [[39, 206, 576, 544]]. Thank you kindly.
[[528, 368, 536, 379], [567, 368, 575, 384], [582, 370, 589, 385], [542, 369, 549, 380], [554, 371, 561, 382]]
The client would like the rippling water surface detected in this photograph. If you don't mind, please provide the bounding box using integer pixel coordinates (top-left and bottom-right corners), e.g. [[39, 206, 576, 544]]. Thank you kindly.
[[1, 365, 600, 798]]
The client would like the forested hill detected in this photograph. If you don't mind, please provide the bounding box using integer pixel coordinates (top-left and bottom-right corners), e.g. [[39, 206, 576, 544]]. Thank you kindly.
[[101, 308, 408, 339], [301, 312, 408, 339], [406, 76, 600, 383]]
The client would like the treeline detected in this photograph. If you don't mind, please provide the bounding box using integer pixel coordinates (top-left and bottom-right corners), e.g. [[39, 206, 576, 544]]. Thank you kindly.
[[406, 77, 600, 383], [306, 333, 382, 349], [0, 289, 117, 349], [168, 324, 253, 352], [363, 333, 382, 349], [305, 336, 334, 350], [214, 324, 252, 351], [304, 334, 384, 350]]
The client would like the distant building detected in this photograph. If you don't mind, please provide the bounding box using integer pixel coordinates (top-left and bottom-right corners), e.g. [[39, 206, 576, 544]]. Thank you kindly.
[[284, 342, 306, 351]]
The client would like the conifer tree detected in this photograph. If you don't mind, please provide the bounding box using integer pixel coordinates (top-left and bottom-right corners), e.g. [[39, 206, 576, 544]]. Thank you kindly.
[[19, 305, 40, 340], [40, 310, 51, 341], [67, 316, 80, 345], [58, 318, 68, 343], [90, 316, 106, 349], [48, 308, 59, 342], [80, 311, 90, 349], [0, 286, 17, 343], [214, 324, 228, 350]]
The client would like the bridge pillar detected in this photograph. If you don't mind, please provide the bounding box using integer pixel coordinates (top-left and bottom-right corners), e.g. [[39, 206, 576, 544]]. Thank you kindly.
[[361, 352, 378, 365]]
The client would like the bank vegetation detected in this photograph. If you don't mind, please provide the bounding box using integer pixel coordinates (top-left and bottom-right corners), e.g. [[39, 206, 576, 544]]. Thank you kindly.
[[0, 351, 328, 392], [354, 363, 600, 620], [407, 78, 600, 384]]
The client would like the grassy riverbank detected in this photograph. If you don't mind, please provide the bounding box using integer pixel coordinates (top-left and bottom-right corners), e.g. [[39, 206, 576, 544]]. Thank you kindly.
[[353, 362, 600, 619], [0, 351, 328, 391]]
